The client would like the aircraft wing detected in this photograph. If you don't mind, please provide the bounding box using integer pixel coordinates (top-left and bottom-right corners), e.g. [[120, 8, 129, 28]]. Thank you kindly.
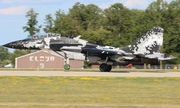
[[82, 46, 136, 60], [82, 46, 176, 61], [82, 47, 124, 55]]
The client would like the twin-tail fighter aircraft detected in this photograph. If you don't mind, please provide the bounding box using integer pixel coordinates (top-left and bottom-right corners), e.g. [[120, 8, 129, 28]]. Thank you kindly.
[[3, 26, 175, 72]]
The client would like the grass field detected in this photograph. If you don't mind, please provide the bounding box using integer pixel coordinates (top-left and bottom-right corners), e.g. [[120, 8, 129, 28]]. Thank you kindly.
[[0, 76, 180, 108]]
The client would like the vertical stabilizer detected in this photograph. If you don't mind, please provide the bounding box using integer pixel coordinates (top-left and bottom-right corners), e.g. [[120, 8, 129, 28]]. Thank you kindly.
[[122, 26, 164, 55]]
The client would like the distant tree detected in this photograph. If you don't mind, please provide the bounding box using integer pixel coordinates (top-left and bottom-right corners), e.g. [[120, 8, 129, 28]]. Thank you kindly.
[[145, 0, 168, 28], [81, 28, 111, 45], [22, 8, 41, 37], [103, 3, 135, 46], [84, 4, 103, 31], [164, 0, 180, 54], [68, 2, 103, 35], [68, 2, 89, 31], [43, 14, 54, 33], [0, 46, 10, 67], [52, 9, 69, 34], [10, 50, 30, 67], [0, 46, 9, 61], [130, 9, 146, 39]]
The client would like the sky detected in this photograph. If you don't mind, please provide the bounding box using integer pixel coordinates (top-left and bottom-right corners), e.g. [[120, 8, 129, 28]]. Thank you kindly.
[[0, 0, 172, 52]]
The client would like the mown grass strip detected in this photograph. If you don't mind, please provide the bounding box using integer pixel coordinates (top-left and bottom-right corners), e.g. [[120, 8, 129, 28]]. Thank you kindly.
[[0, 77, 180, 108]]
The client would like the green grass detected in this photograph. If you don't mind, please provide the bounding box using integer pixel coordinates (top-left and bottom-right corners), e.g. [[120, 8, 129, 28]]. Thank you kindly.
[[0, 77, 180, 108]]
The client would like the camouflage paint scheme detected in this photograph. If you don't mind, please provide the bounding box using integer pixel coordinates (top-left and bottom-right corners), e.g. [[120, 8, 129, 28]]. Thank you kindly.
[[3, 26, 175, 71]]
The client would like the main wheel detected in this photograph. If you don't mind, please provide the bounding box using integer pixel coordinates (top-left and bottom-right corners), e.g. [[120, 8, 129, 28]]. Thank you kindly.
[[64, 64, 70, 70], [99, 63, 112, 72], [107, 65, 112, 71]]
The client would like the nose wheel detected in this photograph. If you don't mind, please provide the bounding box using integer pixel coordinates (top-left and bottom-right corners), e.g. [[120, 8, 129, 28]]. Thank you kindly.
[[64, 64, 70, 70], [99, 63, 112, 72]]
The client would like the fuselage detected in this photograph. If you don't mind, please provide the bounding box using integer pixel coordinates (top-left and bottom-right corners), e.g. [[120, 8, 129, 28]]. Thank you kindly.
[[3, 26, 170, 66], [3, 33, 133, 63], [3, 26, 175, 72]]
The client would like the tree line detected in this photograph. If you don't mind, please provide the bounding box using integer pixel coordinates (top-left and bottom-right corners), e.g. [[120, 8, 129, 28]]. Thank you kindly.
[[1, 0, 180, 67]]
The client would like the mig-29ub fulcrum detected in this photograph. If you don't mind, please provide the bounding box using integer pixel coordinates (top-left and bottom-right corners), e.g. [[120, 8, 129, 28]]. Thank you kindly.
[[3, 26, 175, 72]]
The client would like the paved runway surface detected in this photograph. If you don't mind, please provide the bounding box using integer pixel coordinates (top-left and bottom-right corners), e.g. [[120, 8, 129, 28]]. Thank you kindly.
[[0, 71, 180, 77]]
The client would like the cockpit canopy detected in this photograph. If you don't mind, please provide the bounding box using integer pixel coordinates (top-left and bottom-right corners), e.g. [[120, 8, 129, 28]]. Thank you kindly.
[[33, 33, 61, 39], [23, 33, 61, 40], [24, 33, 74, 40]]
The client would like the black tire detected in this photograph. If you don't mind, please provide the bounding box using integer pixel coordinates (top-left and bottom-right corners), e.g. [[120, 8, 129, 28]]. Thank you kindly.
[[107, 65, 112, 72], [64, 64, 70, 70], [99, 63, 112, 72]]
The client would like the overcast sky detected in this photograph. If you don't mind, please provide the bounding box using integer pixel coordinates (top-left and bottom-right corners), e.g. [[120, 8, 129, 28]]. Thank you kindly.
[[0, 0, 172, 52]]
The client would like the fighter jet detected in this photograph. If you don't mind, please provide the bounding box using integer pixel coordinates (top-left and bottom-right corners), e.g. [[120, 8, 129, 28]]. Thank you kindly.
[[3, 26, 175, 72]]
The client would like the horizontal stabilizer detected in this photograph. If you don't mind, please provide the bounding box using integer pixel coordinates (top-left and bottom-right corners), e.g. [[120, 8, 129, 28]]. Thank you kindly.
[[145, 53, 176, 60]]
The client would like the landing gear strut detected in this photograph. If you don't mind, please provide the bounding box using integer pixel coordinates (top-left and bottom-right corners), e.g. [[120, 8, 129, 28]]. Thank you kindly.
[[63, 52, 70, 70], [99, 63, 112, 72]]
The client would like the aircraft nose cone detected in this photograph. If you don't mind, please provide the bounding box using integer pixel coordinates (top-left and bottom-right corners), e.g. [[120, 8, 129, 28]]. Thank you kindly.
[[3, 41, 23, 49], [3, 43, 12, 48]]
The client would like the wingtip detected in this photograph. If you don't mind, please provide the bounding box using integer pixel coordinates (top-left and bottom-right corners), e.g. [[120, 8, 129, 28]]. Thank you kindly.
[[169, 55, 177, 59], [158, 55, 177, 60]]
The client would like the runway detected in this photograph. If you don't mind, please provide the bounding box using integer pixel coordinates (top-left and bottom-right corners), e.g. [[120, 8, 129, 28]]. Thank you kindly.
[[0, 71, 180, 77]]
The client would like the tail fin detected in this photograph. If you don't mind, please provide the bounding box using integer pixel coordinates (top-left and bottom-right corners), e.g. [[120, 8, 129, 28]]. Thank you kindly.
[[122, 26, 164, 55]]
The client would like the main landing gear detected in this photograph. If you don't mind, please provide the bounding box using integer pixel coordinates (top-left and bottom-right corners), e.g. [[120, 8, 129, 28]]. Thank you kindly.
[[99, 63, 112, 72]]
